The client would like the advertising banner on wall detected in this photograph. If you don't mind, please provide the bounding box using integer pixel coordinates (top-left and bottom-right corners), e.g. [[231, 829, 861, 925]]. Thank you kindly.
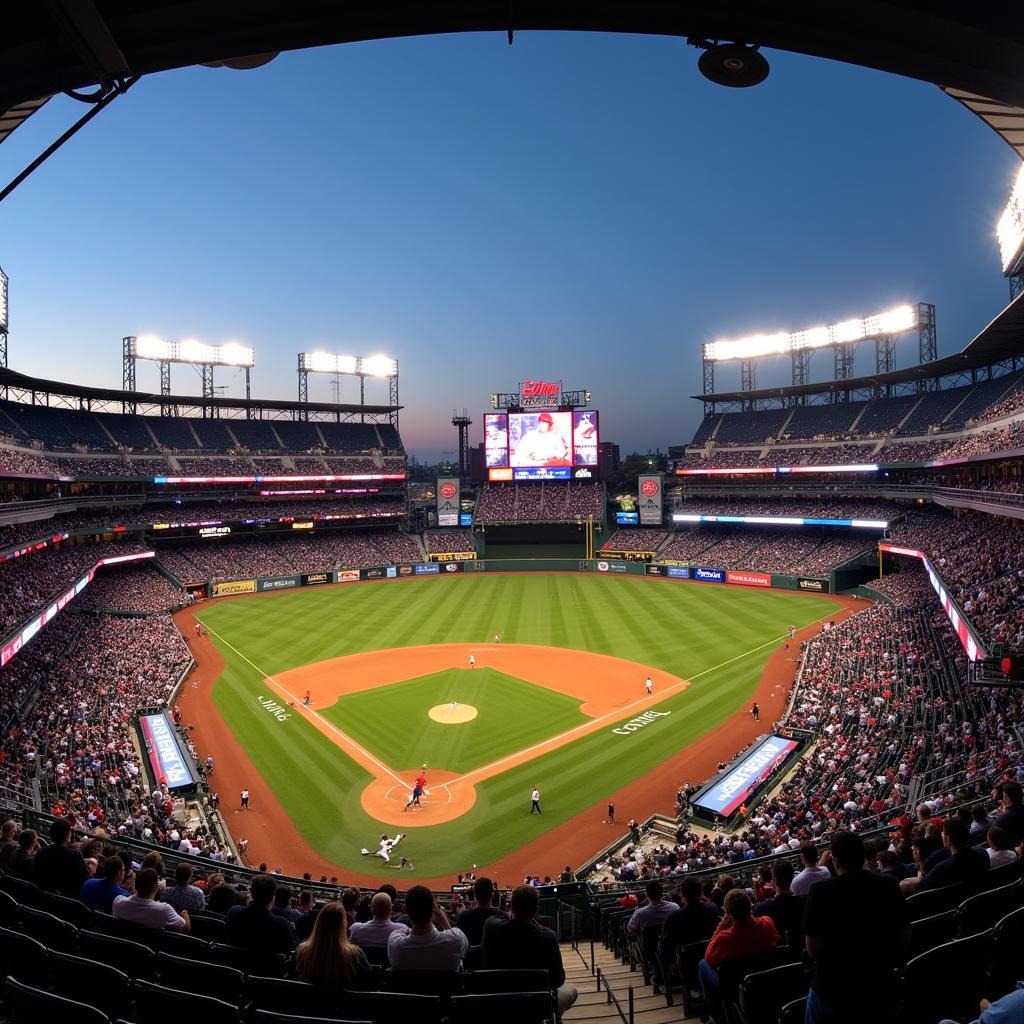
[[336, 569, 360, 583], [726, 571, 771, 588], [798, 577, 829, 593], [693, 567, 726, 583], [595, 560, 629, 574], [212, 579, 256, 597], [437, 477, 460, 527], [427, 551, 477, 562], [302, 572, 331, 586], [694, 735, 800, 818], [638, 474, 663, 526], [138, 712, 200, 791], [257, 576, 299, 592]]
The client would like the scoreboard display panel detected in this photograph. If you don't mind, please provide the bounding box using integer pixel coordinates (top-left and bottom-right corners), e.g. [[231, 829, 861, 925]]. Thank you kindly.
[[485, 409, 599, 481]]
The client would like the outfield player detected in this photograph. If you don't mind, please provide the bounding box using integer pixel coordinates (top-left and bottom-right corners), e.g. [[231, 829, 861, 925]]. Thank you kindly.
[[530, 785, 542, 815]]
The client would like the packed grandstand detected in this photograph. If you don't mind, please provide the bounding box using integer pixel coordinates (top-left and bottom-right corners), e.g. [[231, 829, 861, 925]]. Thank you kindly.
[[3, 6, 1024, 1024]]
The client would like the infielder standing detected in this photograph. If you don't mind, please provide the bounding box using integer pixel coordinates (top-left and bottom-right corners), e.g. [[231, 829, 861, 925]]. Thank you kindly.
[[645, 676, 653, 696], [469, 653, 475, 669]]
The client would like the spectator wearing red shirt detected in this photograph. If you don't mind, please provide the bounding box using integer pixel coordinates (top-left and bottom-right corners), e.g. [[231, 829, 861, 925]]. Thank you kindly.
[[698, 889, 779, 1001]]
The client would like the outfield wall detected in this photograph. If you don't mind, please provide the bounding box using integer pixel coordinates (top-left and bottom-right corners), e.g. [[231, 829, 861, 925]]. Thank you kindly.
[[202, 557, 831, 597]]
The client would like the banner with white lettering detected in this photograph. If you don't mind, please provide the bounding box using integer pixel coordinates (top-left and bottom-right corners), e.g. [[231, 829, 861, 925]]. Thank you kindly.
[[638, 474, 663, 526], [437, 477, 460, 527]]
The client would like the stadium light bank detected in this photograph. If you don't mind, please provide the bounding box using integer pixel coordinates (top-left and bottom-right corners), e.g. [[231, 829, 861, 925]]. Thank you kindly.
[[997, 162, 1024, 278], [702, 304, 918, 362], [296, 351, 400, 411]]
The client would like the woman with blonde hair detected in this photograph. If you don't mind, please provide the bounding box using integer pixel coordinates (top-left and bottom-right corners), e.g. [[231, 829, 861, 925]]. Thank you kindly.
[[295, 901, 372, 988]]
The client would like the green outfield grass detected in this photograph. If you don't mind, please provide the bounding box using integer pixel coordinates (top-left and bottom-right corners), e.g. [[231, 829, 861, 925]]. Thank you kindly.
[[198, 574, 836, 876], [320, 667, 588, 774]]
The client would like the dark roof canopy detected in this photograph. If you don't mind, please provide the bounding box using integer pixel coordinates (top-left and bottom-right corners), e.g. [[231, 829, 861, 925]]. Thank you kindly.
[[693, 293, 1024, 404], [0, 366, 398, 416], [2, 3, 1024, 133]]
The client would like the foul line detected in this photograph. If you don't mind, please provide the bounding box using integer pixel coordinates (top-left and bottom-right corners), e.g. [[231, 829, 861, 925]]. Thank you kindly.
[[447, 608, 843, 785], [202, 624, 406, 787]]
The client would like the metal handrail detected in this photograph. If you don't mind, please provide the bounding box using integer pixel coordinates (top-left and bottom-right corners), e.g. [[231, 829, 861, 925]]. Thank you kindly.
[[595, 967, 634, 1024]]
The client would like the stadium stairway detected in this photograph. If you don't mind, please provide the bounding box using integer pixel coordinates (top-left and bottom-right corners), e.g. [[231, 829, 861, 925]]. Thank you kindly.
[[560, 941, 696, 1024]]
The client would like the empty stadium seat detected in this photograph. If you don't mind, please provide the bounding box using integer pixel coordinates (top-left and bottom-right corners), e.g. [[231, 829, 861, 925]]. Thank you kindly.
[[251, 1012, 371, 1024], [16, 904, 78, 951], [46, 949, 132, 1018], [243, 975, 343, 1019], [156, 950, 244, 1004], [134, 978, 241, 1023], [737, 961, 811, 1024], [958, 878, 1024, 934], [0, 876, 42, 907], [210, 942, 290, 977], [147, 926, 212, 959], [449, 991, 555, 1024], [188, 909, 229, 941], [990, 905, 1024, 995], [908, 909, 960, 958], [342, 990, 445, 1024], [383, 968, 465, 996], [78, 928, 157, 979], [3, 976, 110, 1024], [779, 996, 807, 1024], [463, 969, 552, 994], [904, 882, 966, 921], [40, 892, 94, 927], [0, 926, 48, 985], [901, 929, 992, 1024], [0, 888, 18, 925]]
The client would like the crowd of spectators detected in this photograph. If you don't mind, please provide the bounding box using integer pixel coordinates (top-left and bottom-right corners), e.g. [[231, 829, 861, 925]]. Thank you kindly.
[[890, 508, 1024, 648], [175, 457, 256, 476], [0, 445, 60, 476], [0, 540, 150, 637], [476, 483, 604, 524], [424, 531, 475, 554], [602, 529, 668, 552], [0, 609, 192, 827], [76, 562, 187, 614], [156, 530, 416, 582]]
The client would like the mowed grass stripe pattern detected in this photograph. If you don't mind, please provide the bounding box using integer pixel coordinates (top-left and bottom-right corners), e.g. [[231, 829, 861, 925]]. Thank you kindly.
[[199, 575, 834, 875], [321, 668, 588, 774]]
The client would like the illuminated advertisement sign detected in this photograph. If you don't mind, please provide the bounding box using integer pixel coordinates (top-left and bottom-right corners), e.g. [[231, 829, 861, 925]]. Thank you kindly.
[[139, 712, 198, 791], [696, 735, 800, 816], [513, 466, 571, 481], [153, 473, 406, 485], [1, 550, 155, 668], [694, 567, 726, 582], [616, 512, 639, 526], [667, 566, 691, 579], [638, 473, 662, 526], [727, 571, 771, 588], [488, 467, 514, 482], [302, 572, 331, 586], [459, 512, 474, 527], [573, 410, 598, 466], [878, 542, 985, 661], [414, 563, 441, 575], [337, 570, 360, 583], [675, 464, 878, 476], [672, 514, 888, 529], [428, 551, 477, 562], [437, 477, 460, 528], [595, 560, 628, 574], [199, 526, 232, 537], [258, 576, 298, 592], [518, 379, 562, 407], [485, 413, 509, 468], [291, 521, 315, 530]]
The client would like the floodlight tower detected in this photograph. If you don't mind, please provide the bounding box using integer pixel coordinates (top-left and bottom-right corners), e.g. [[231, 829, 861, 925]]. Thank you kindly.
[[997, 163, 1024, 301], [452, 409, 472, 479]]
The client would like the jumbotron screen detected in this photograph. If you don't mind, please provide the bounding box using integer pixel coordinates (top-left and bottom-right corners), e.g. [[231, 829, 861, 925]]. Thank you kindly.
[[485, 410, 598, 480]]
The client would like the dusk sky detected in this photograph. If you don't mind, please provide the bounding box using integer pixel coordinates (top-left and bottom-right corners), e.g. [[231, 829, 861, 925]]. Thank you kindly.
[[0, 31, 1018, 460]]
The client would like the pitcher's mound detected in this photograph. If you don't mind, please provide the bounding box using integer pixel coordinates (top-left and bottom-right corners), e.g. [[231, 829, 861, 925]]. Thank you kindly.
[[429, 703, 478, 724]]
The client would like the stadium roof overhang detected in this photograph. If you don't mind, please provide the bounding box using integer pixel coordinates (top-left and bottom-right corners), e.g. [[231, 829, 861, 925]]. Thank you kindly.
[[0, 366, 399, 417], [692, 291, 1024, 404], [2, 3, 1024, 156]]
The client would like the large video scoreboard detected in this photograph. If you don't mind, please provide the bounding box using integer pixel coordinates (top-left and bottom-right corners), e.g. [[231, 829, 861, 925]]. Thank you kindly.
[[485, 409, 599, 481]]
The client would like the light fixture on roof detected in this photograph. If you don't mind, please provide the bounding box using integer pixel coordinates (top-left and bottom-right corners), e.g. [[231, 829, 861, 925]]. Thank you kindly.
[[692, 41, 770, 88]]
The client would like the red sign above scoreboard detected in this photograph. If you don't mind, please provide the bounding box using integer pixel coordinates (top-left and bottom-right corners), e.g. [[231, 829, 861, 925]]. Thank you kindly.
[[519, 380, 562, 407]]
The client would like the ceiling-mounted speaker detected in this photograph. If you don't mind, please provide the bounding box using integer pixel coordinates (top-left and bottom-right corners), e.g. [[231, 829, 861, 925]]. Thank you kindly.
[[697, 44, 770, 88]]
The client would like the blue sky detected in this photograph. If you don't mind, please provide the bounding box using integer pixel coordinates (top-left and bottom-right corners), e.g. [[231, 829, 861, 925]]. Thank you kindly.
[[0, 31, 1018, 460]]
